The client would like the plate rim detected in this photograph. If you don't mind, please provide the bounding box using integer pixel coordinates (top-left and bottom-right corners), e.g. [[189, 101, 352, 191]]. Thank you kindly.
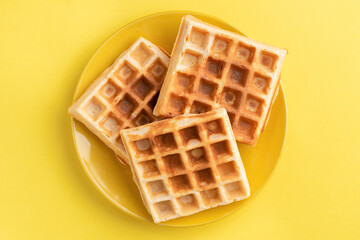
[[70, 10, 288, 227]]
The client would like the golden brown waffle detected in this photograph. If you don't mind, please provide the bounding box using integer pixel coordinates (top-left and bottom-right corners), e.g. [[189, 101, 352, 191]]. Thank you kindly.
[[121, 108, 250, 223], [154, 15, 287, 146], [69, 37, 170, 165]]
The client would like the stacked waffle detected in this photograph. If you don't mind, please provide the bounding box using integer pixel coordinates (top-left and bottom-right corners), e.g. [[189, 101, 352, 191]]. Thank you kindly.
[[69, 37, 169, 165], [69, 15, 287, 223], [121, 108, 250, 222], [154, 15, 287, 145]]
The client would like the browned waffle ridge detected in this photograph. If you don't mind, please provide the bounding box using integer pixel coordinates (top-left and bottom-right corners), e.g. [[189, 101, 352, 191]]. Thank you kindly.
[[68, 37, 170, 165], [154, 15, 287, 146]]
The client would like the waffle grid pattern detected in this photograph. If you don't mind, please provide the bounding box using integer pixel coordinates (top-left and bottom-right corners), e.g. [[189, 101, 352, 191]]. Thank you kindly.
[[154, 15, 287, 145], [121, 109, 250, 222], [69, 38, 169, 164]]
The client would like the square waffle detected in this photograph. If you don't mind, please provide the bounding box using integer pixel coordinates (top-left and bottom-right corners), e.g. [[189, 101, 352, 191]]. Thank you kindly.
[[120, 108, 250, 223], [68, 37, 170, 165], [153, 15, 287, 146]]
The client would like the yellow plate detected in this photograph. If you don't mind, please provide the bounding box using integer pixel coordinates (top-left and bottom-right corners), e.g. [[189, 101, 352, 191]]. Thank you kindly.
[[71, 11, 287, 227]]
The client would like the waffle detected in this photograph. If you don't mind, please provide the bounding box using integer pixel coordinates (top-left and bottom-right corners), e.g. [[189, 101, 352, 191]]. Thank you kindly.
[[153, 15, 287, 146], [120, 108, 250, 223], [69, 37, 170, 165]]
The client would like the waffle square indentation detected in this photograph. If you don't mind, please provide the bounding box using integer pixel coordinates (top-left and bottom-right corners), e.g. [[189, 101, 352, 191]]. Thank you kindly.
[[203, 119, 226, 138], [84, 97, 105, 121], [235, 42, 255, 63], [200, 188, 222, 207], [169, 174, 193, 193], [131, 76, 154, 100], [132, 138, 153, 157], [260, 50, 278, 71], [252, 73, 271, 93], [179, 126, 201, 146], [99, 112, 121, 135], [114, 61, 136, 83], [224, 181, 248, 199], [189, 27, 209, 49], [237, 117, 258, 138], [132, 109, 154, 126], [198, 78, 218, 101], [130, 42, 154, 66], [220, 87, 242, 108], [194, 168, 216, 189], [186, 147, 209, 168], [168, 94, 188, 114], [162, 154, 186, 176], [100, 78, 121, 100], [211, 141, 232, 160], [175, 72, 195, 93], [244, 95, 265, 116], [176, 194, 199, 214], [154, 133, 178, 152], [153, 200, 176, 219], [190, 101, 212, 114], [146, 180, 168, 198], [139, 159, 160, 179], [148, 58, 167, 82], [115, 93, 138, 118], [216, 161, 239, 181], [228, 64, 248, 87], [182, 51, 201, 69], [212, 36, 232, 55], [205, 57, 225, 78]]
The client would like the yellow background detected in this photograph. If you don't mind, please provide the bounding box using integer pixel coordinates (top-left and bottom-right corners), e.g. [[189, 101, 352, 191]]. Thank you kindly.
[[0, 0, 359, 239]]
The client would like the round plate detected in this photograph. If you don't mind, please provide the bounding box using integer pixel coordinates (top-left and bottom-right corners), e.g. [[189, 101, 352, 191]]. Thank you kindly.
[[71, 11, 287, 227]]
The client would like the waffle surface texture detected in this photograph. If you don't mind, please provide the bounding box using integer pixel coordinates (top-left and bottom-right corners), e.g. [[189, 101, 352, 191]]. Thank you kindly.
[[121, 108, 250, 223], [154, 15, 287, 145], [69, 37, 170, 164]]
